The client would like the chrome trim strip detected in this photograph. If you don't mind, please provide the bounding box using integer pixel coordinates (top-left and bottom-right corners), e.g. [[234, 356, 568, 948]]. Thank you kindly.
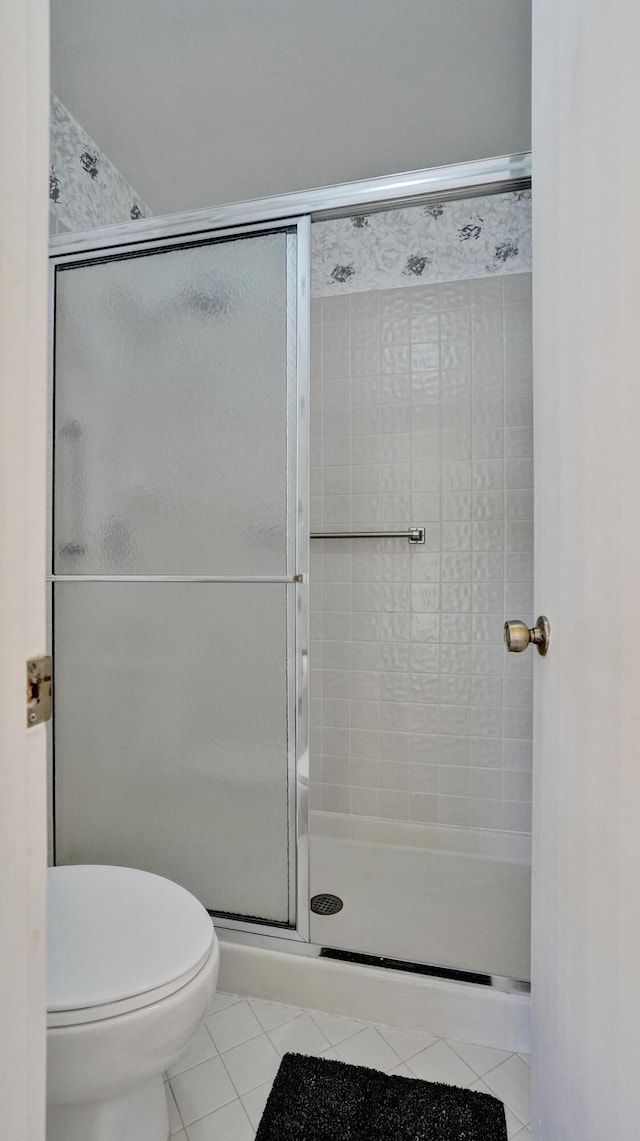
[[216, 927, 531, 995], [210, 915, 304, 941], [285, 229, 298, 926], [49, 575, 298, 583], [294, 216, 311, 942], [286, 584, 297, 927], [48, 154, 531, 258], [48, 262, 57, 863], [48, 216, 302, 266], [286, 230, 298, 583]]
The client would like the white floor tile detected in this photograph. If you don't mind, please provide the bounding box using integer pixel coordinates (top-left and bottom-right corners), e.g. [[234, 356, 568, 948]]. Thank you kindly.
[[220, 1033, 281, 1096], [168, 1024, 218, 1077], [334, 1026, 401, 1073], [505, 1099, 526, 1137], [208, 992, 242, 1014], [309, 1010, 367, 1045], [240, 1080, 274, 1129], [509, 1124, 528, 1139], [481, 1053, 531, 1124], [170, 1057, 237, 1126], [406, 1039, 478, 1087], [166, 1081, 183, 1135], [268, 1013, 330, 1058], [377, 1024, 438, 1061], [321, 1047, 340, 1060], [206, 1001, 262, 1054], [249, 998, 301, 1031], [446, 1038, 512, 1077], [166, 991, 526, 1140], [389, 1062, 414, 1078], [186, 1099, 255, 1141]]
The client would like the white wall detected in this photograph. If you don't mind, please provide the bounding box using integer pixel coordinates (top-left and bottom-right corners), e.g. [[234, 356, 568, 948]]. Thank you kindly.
[[50, 0, 531, 213], [532, 2, 640, 1138]]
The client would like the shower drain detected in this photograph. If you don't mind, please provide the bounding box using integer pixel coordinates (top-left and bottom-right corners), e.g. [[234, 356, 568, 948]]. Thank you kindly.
[[310, 893, 344, 916]]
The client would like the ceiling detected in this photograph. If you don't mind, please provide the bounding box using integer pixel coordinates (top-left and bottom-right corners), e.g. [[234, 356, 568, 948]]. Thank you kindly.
[[50, 0, 531, 216]]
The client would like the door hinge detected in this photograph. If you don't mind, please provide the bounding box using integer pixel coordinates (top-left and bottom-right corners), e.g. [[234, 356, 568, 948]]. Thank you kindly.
[[27, 656, 52, 727]]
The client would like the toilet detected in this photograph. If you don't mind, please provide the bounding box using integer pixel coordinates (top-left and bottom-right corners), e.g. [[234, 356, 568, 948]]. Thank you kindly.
[[47, 864, 220, 1141]]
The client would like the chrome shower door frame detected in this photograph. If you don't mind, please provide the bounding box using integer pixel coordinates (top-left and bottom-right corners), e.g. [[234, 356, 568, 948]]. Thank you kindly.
[[49, 150, 532, 958], [49, 215, 311, 941]]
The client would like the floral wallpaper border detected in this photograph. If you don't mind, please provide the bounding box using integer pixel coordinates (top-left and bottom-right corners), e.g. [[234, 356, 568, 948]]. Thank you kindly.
[[49, 96, 530, 293], [311, 190, 531, 297], [50, 93, 148, 232]]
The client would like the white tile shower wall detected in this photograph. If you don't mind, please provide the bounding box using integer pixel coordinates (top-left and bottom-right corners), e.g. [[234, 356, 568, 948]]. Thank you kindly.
[[309, 273, 533, 834]]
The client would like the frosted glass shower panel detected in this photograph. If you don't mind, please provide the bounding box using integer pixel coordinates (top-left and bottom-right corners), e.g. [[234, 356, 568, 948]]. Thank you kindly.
[[53, 233, 291, 575], [53, 582, 291, 923]]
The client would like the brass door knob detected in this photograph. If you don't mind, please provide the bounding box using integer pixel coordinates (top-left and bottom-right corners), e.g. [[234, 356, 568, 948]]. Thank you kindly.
[[504, 615, 551, 656]]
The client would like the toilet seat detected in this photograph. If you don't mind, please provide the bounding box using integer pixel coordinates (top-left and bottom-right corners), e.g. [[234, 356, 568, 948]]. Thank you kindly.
[[47, 865, 215, 1028]]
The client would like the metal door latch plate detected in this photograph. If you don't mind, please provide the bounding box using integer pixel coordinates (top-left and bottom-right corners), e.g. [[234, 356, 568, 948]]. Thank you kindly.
[[27, 656, 52, 727]]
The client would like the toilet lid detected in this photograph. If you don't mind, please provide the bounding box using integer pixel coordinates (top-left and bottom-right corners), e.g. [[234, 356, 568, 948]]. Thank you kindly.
[[47, 865, 215, 1020]]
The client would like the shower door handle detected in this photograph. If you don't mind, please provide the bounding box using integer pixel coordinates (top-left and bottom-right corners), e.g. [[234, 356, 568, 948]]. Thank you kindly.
[[504, 616, 551, 656]]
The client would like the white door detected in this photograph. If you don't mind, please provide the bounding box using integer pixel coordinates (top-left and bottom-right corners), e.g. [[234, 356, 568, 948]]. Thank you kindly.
[[532, 2, 640, 1138], [0, 0, 49, 1136]]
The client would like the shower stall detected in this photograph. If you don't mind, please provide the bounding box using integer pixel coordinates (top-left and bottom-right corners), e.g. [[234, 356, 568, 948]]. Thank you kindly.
[[49, 153, 532, 992]]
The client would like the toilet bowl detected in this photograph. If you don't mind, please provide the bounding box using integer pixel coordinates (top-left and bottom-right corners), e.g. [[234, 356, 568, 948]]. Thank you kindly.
[[46, 864, 220, 1141]]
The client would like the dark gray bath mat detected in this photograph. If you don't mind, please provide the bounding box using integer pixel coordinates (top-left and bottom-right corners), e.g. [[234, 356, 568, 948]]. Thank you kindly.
[[255, 1052, 507, 1140]]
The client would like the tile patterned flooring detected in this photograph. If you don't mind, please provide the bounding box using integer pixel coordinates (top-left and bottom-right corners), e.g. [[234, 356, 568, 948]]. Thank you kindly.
[[166, 992, 531, 1140]]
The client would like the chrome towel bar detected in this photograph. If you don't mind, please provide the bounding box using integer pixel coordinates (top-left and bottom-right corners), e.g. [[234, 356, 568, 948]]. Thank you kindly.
[[310, 527, 425, 545]]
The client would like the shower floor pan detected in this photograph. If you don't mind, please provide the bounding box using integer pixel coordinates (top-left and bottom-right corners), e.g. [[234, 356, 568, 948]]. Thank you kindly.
[[309, 813, 531, 983]]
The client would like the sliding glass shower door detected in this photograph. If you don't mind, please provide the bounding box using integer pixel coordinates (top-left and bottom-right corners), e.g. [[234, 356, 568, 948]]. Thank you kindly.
[[51, 221, 308, 928]]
